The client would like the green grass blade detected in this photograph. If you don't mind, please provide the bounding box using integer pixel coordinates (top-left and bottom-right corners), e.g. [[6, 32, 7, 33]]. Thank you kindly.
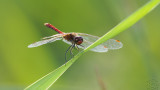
[[25, 0, 160, 89], [24, 52, 82, 90]]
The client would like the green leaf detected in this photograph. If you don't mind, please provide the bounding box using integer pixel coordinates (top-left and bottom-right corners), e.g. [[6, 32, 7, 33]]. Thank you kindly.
[[25, 0, 160, 90]]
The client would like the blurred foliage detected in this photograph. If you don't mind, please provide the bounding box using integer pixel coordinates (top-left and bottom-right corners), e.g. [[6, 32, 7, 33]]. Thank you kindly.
[[0, 0, 160, 90]]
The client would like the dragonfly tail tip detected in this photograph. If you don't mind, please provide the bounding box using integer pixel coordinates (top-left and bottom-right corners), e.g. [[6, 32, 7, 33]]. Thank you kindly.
[[44, 23, 49, 26]]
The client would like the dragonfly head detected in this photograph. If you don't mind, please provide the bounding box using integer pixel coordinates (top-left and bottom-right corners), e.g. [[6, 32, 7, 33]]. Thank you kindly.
[[74, 36, 83, 45]]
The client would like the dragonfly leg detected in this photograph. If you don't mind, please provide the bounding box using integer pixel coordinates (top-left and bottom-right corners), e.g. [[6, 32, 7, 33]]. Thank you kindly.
[[74, 44, 80, 51], [65, 45, 73, 63], [70, 44, 75, 59], [79, 44, 84, 48]]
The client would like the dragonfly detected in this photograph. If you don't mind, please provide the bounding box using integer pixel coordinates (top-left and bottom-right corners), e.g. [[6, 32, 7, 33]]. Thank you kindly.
[[28, 23, 123, 61]]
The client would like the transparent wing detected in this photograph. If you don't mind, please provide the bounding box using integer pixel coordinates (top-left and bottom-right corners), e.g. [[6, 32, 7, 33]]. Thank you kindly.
[[28, 34, 63, 48], [77, 33, 123, 52], [102, 39, 123, 50]]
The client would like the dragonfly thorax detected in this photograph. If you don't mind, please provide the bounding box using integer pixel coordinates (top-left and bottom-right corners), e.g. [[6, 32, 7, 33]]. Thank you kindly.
[[63, 33, 83, 45]]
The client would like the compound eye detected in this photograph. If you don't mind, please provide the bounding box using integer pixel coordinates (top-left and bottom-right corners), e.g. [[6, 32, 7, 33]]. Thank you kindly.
[[75, 38, 79, 42], [74, 37, 83, 45]]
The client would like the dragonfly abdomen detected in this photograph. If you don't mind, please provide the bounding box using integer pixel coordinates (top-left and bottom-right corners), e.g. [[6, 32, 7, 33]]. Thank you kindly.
[[44, 23, 64, 34]]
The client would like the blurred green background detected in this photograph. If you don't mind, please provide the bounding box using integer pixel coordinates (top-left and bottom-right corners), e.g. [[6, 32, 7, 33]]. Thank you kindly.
[[0, 0, 160, 90]]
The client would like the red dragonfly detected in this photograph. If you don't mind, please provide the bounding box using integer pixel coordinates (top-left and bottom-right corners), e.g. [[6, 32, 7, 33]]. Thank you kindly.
[[28, 23, 123, 60]]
